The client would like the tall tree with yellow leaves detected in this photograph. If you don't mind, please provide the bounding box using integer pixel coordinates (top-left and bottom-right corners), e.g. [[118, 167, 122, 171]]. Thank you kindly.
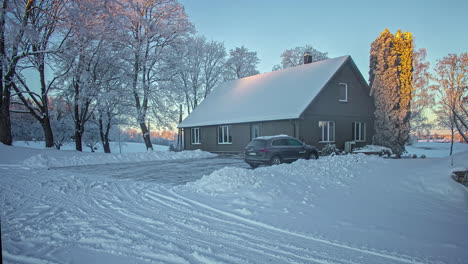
[[369, 29, 414, 156]]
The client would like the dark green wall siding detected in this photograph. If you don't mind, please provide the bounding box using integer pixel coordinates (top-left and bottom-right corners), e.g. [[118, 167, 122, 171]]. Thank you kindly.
[[299, 60, 375, 149], [183, 120, 296, 153]]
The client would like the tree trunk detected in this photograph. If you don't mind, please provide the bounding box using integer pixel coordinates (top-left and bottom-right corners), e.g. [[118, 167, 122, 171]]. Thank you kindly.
[[98, 115, 111, 153], [0, 97, 12, 145], [41, 117, 54, 148], [450, 128, 454, 156], [75, 129, 82, 152], [103, 140, 110, 153], [74, 111, 83, 152], [140, 122, 153, 151], [0, 0, 11, 146]]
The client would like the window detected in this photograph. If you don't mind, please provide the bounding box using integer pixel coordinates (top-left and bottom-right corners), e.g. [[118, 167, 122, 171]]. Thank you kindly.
[[319, 121, 335, 142], [352, 122, 366, 142], [191, 128, 200, 144], [272, 139, 289, 146], [289, 138, 303, 146], [248, 139, 266, 148], [218, 125, 232, 144], [339, 83, 348, 102]]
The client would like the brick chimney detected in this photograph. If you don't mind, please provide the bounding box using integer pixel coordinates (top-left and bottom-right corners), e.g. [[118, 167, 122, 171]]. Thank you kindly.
[[303, 52, 312, 64]]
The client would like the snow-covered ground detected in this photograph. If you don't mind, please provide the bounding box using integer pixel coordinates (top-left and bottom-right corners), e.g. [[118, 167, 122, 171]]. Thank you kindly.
[[1, 142, 468, 263], [406, 141, 468, 158], [13, 141, 169, 153]]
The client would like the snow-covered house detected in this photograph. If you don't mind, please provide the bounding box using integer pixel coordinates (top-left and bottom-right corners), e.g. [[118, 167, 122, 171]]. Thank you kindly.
[[178, 55, 375, 153]]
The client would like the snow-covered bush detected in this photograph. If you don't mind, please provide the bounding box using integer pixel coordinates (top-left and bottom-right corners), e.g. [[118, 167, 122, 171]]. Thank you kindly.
[[321, 144, 340, 156], [353, 145, 392, 157]]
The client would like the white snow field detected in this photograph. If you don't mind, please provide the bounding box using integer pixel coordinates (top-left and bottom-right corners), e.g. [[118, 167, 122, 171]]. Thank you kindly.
[[1, 142, 468, 263], [12, 141, 169, 153]]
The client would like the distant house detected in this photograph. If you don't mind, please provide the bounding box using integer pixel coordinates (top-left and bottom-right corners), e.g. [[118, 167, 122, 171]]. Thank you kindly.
[[178, 55, 375, 153]]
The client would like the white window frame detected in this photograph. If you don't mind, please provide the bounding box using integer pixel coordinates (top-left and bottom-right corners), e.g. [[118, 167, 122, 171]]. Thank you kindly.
[[319, 121, 335, 143], [339, 82, 348, 102], [191, 127, 200, 145], [353, 122, 366, 142], [218, 125, 232, 144]]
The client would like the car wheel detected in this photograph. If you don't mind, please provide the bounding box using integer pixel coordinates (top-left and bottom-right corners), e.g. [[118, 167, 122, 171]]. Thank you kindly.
[[308, 152, 319, 160], [270, 156, 282, 165], [249, 163, 259, 169]]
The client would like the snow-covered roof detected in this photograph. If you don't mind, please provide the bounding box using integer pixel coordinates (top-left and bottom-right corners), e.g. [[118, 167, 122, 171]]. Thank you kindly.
[[179, 56, 350, 128]]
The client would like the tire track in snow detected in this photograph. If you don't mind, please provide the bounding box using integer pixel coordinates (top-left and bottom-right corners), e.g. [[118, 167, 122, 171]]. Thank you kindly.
[[142, 190, 341, 264], [143, 189, 369, 264], [167, 189, 431, 264], [1, 170, 193, 264]]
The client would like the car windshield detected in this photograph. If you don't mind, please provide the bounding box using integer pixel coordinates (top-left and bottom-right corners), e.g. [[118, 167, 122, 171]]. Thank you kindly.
[[248, 139, 266, 148]]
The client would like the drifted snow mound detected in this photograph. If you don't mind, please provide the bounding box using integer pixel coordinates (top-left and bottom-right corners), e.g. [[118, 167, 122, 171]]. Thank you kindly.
[[181, 154, 382, 198], [22, 150, 216, 168]]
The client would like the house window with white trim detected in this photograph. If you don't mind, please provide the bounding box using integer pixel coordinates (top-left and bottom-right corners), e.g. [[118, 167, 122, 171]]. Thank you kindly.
[[191, 128, 200, 144], [352, 122, 366, 142], [319, 121, 335, 143], [218, 125, 232, 144], [339, 83, 348, 102]]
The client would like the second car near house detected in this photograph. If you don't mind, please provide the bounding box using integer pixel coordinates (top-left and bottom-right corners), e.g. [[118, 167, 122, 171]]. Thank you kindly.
[[244, 135, 319, 169]]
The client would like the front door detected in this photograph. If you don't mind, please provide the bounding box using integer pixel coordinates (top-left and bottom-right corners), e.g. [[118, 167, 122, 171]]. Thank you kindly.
[[251, 124, 260, 140]]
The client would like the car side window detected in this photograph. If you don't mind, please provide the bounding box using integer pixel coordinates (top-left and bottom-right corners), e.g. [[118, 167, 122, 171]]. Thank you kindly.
[[272, 140, 281, 146], [272, 139, 289, 146], [289, 139, 303, 146]]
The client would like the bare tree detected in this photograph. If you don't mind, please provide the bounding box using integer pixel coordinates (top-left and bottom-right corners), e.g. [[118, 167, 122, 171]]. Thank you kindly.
[[49, 95, 74, 149], [410, 48, 433, 138], [95, 71, 129, 153], [272, 44, 328, 70], [435, 103, 457, 156], [224, 46, 259, 80], [0, 0, 35, 145], [55, 0, 114, 151], [11, 0, 67, 148], [115, 0, 193, 151], [431, 53, 468, 143], [202, 39, 226, 98], [174, 35, 226, 113]]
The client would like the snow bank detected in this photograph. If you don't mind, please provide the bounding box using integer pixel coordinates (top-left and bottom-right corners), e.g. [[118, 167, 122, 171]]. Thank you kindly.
[[181, 154, 380, 199], [21, 149, 216, 168]]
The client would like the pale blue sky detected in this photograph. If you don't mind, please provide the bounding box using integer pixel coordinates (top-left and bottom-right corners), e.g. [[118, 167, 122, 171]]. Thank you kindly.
[[179, 0, 468, 80]]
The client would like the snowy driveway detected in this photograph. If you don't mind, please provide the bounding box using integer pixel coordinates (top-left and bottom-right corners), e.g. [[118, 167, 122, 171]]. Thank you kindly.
[[53, 154, 250, 185]]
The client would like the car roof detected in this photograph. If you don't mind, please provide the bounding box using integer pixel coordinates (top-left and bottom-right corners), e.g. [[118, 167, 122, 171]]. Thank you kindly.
[[254, 134, 291, 140]]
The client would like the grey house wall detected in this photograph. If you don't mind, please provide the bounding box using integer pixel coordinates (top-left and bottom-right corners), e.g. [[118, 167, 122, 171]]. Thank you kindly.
[[183, 59, 375, 153], [183, 120, 296, 153], [299, 60, 375, 149]]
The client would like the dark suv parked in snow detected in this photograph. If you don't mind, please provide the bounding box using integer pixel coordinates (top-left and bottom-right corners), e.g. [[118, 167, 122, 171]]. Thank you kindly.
[[244, 135, 319, 168]]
